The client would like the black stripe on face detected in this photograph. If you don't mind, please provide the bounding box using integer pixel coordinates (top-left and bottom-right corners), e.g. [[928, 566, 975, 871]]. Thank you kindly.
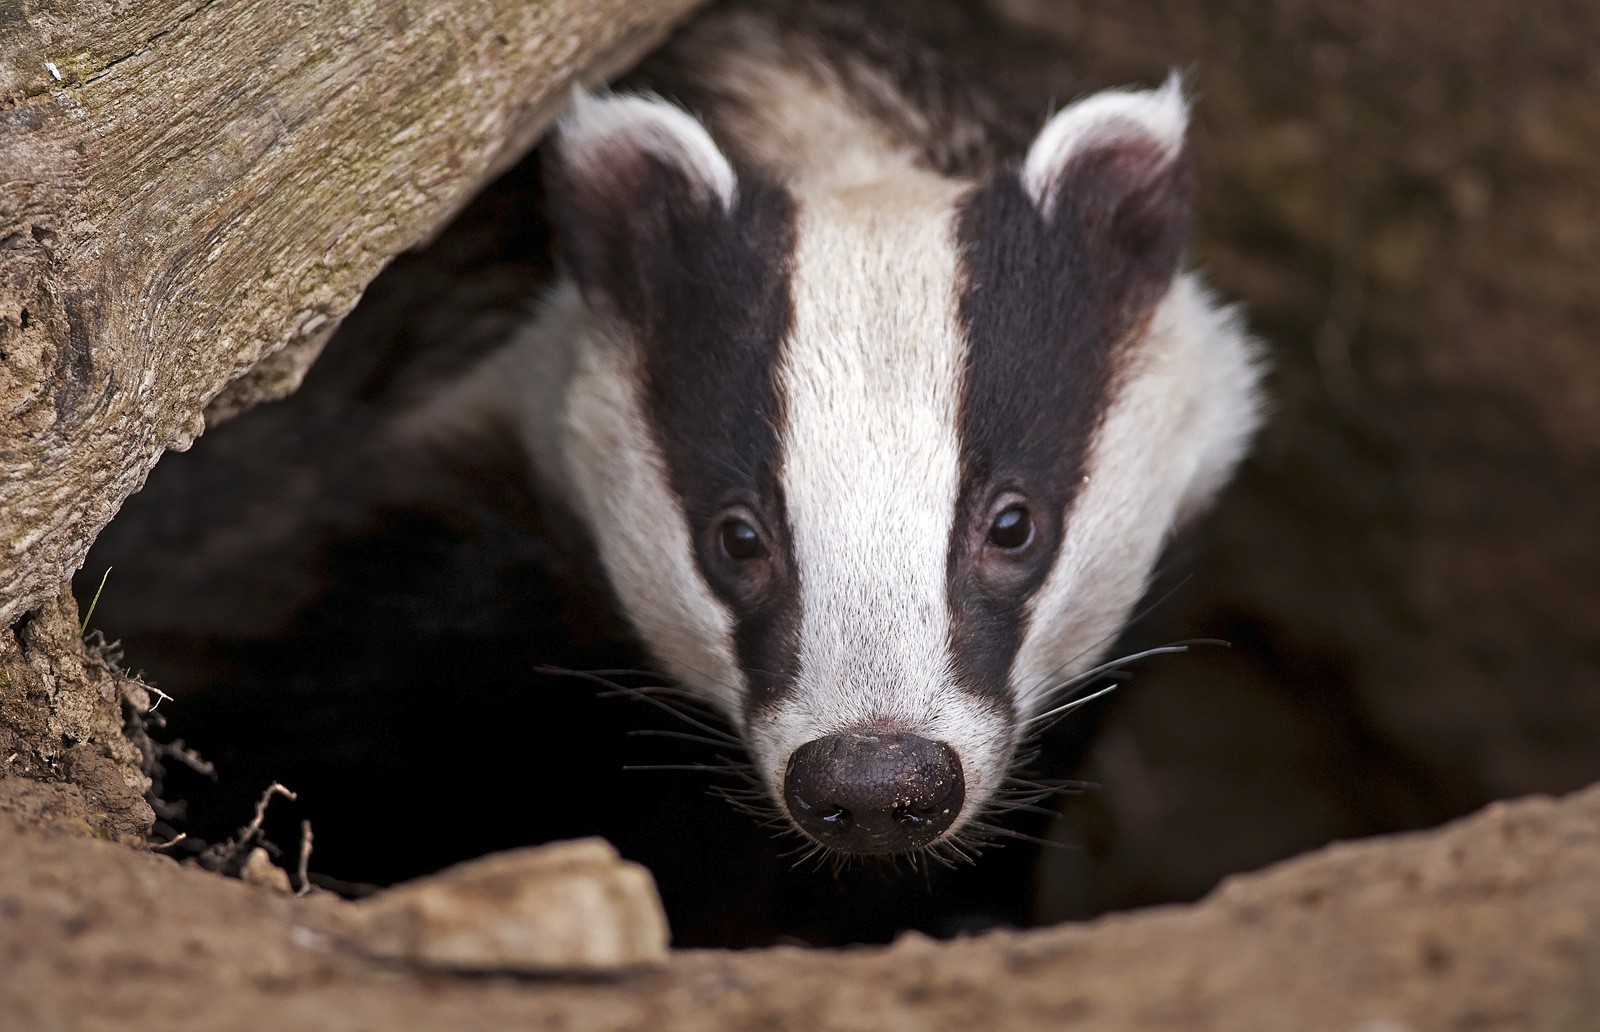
[[545, 145, 803, 721], [949, 142, 1193, 707]]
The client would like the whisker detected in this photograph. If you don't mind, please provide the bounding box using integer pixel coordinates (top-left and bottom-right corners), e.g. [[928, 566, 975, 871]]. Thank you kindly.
[[1008, 638, 1235, 775], [961, 821, 1062, 850], [987, 799, 1060, 819], [712, 782, 772, 798], [625, 729, 742, 748], [1028, 639, 1227, 710], [1012, 564, 1206, 703], [1003, 776, 1097, 795], [938, 838, 977, 865], [708, 783, 785, 822], [595, 685, 710, 708], [574, 667, 678, 680], [1025, 682, 1121, 729], [536, 665, 745, 746], [622, 763, 746, 774]]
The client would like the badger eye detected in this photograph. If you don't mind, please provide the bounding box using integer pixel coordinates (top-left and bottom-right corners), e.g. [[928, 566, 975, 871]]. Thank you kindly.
[[987, 505, 1034, 551], [719, 517, 767, 561]]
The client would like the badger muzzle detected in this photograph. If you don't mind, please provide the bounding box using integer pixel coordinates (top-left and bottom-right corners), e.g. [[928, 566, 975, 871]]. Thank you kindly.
[[782, 731, 966, 854]]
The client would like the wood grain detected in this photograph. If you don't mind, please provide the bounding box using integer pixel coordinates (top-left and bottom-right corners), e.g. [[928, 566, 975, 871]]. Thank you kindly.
[[0, 0, 703, 626]]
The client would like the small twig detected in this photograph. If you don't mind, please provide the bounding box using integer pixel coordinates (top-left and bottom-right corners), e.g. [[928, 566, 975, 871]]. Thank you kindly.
[[241, 782, 297, 848], [296, 820, 314, 896], [150, 831, 188, 851], [160, 739, 217, 778]]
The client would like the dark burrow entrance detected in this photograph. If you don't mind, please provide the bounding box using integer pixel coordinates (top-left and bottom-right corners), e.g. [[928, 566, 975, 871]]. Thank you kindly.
[[77, 153, 1131, 948], [72, 141, 1490, 951], [46, 0, 1600, 966]]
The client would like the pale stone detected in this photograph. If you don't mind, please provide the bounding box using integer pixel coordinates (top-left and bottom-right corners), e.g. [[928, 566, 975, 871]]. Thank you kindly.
[[348, 838, 671, 974], [239, 847, 293, 896]]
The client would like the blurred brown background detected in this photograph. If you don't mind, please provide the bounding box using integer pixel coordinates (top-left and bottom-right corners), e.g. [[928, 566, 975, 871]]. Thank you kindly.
[[997, 0, 1600, 915]]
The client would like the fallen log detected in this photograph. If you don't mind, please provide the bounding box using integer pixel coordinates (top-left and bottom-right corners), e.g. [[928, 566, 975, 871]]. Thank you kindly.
[[0, 0, 704, 630]]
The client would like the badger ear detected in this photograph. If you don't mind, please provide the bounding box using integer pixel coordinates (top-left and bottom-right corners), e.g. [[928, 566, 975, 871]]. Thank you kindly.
[[545, 92, 739, 324], [1020, 75, 1193, 309]]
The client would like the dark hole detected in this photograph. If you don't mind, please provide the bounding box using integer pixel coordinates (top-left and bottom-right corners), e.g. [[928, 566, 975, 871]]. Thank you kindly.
[[78, 152, 1116, 948], [72, 58, 1503, 953]]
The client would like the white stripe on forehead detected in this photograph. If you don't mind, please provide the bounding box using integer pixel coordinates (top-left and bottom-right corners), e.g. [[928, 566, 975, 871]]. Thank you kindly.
[[749, 176, 1015, 820], [775, 178, 968, 730]]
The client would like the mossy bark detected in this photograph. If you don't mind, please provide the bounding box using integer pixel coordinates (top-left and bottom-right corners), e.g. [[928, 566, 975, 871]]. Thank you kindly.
[[0, 0, 703, 628], [0, 0, 704, 828]]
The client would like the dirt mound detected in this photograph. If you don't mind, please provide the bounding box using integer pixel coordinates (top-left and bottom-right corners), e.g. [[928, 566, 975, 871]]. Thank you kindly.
[[3, 775, 1597, 1031], [0, 589, 152, 845]]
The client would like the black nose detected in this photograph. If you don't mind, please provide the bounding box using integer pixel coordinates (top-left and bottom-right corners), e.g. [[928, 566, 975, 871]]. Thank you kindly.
[[783, 732, 965, 854]]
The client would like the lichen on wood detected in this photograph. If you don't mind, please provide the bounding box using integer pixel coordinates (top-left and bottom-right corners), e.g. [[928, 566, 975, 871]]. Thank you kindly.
[[0, 0, 705, 631]]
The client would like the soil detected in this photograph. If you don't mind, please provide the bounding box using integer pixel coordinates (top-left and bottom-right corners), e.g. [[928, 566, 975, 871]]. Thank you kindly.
[[0, 588, 152, 845], [4, 775, 1599, 1030]]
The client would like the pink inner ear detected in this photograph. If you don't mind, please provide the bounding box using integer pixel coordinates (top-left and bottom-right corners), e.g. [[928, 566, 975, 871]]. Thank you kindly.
[[545, 97, 744, 323], [1061, 133, 1193, 297], [552, 129, 681, 221], [1021, 80, 1189, 216], [554, 94, 737, 212], [1028, 123, 1188, 223]]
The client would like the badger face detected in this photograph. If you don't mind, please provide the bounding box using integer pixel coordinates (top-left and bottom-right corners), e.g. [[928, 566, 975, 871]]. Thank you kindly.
[[540, 85, 1261, 857]]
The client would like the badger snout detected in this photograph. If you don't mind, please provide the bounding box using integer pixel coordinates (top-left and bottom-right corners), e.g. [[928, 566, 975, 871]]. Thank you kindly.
[[782, 731, 965, 854]]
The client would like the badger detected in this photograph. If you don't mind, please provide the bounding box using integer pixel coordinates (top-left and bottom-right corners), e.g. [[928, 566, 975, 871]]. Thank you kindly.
[[407, 0, 1265, 859]]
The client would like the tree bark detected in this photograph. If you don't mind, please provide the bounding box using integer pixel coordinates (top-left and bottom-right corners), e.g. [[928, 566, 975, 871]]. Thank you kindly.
[[0, 0, 703, 629]]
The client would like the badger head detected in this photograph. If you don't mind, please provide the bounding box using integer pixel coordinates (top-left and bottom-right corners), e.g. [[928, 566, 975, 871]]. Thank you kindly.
[[537, 83, 1261, 858]]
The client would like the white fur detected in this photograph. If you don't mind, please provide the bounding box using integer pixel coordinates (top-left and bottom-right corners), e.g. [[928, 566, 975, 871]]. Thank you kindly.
[[558, 91, 738, 208], [402, 282, 750, 718], [434, 94, 757, 724], [457, 74, 1259, 853], [558, 317, 749, 716], [1021, 74, 1189, 217], [745, 175, 1016, 827], [1012, 273, 1264, 713], [661, 12, 935, 192]]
